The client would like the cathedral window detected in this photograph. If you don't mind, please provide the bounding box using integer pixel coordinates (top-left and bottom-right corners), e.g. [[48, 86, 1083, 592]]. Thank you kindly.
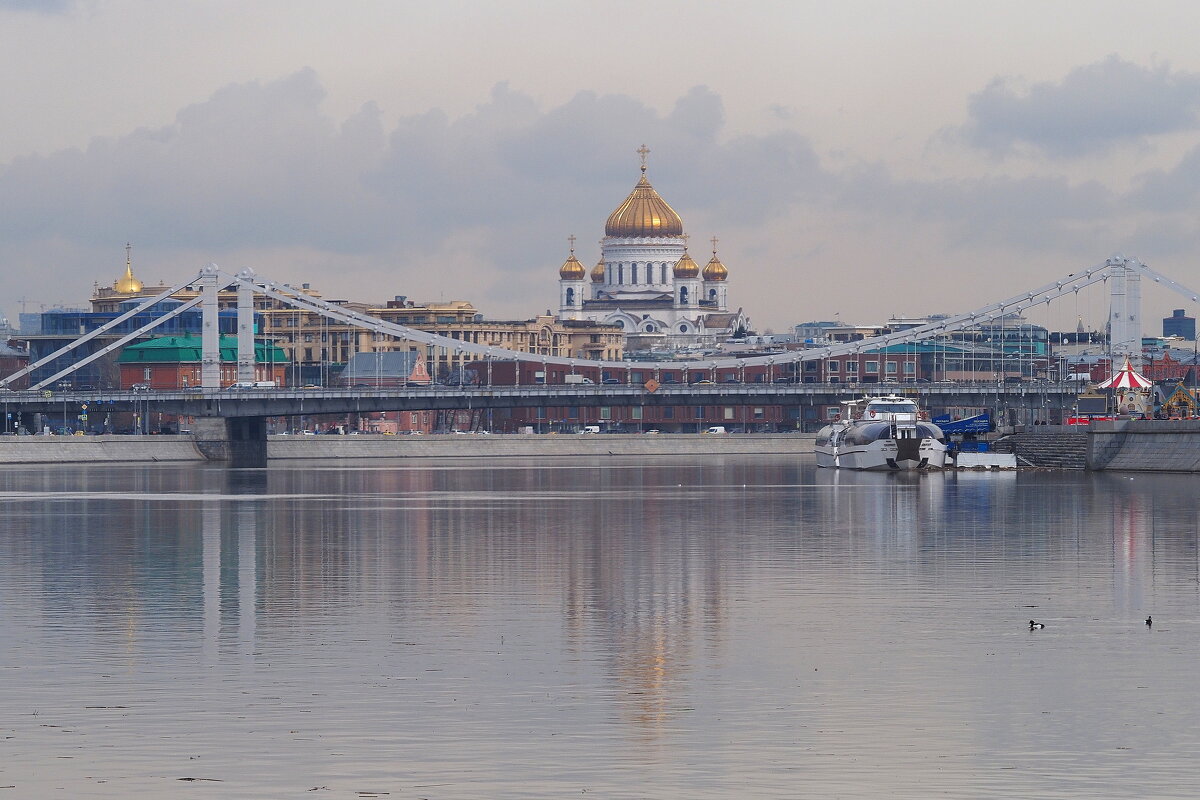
[[709, 289, 717, 300], [618, 264, 624, 284], [631, 264, 638, 284], [679, 324, 688, 333], [661, 263, 667, 283], [565, 288, 574, 305], [679, 287, 688, 304]]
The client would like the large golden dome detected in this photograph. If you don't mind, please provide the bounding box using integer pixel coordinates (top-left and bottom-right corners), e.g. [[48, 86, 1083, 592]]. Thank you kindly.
[[673, 250, 700, 279], [559, 250, 585, 280], [114, 243, 144, 293], [591, 257, 605, 283], [605, 157, 684, 238]]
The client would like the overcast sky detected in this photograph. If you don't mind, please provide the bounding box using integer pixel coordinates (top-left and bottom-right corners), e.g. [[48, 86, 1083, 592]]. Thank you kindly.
[[3, 0, 1200, 333]]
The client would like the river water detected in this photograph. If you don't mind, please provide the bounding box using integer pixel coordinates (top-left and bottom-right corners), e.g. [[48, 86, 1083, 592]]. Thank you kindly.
[[1, 456, 1198, 798]]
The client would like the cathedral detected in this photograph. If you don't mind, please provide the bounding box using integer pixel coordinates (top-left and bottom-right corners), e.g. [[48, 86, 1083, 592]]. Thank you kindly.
[[556, 147, 751, 352]]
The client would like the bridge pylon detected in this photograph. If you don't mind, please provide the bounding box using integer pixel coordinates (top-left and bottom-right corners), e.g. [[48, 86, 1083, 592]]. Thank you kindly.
[[1107, 256, 1143, 367], [200, 265, 223, 389]]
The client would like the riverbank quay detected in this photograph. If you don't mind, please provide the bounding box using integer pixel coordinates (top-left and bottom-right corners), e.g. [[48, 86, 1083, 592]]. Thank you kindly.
[[0, 433, 816, 464], [1086, 419, 1200, 471], [0, 434, 205, 464]]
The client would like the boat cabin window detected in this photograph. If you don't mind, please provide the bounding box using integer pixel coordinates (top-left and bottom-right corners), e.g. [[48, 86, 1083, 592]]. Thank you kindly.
[[865, 400, 917, 414]]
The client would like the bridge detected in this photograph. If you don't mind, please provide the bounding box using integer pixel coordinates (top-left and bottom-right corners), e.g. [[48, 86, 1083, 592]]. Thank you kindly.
[[2, 255, 1196, 464]]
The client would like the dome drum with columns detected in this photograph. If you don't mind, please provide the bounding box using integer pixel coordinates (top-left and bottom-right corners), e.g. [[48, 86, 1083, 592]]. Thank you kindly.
[[557, 146, 749, 351]]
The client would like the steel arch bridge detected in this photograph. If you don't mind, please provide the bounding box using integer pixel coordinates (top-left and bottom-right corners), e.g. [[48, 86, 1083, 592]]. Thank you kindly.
[[3, 255, 1196, 393]]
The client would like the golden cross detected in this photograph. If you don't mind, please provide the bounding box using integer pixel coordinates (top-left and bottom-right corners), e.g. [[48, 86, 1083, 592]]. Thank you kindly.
[[637, 144, 650, 172], [567, 234, 576, 254], [682, 233, 690, 250], [126, 242, 132, 264], [711, 236, 719, 255]]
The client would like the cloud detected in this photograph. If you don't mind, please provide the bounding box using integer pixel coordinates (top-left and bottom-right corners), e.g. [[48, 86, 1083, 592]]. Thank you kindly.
[[959, 56, 1200, 157], [1, 67, 1196, 327], [0, 0, 75, 12], [0, 73, 828, 285]]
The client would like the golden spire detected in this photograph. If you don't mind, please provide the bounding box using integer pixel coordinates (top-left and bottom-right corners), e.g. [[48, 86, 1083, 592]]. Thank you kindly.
[[703, 235, 728, 281], [114, 241, 145, 293], [558, 234, 585, 280]]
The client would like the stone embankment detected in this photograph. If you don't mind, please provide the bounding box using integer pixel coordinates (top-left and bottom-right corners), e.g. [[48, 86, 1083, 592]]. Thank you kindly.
[[1086, 419, 1200, 471], [268, 433, 814, 459], [0, 433, 815, 465], [0, 435, 205, 464]]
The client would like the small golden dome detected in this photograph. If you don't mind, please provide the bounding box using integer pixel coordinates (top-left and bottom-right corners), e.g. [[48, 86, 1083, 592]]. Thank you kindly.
[[605, 147, 684, 238], [114, 243, 144, 293], [673, 250, 700, 279], [559, 252, 585, 280], [703, 253, 728, 282], [591, 257, 605, 283]]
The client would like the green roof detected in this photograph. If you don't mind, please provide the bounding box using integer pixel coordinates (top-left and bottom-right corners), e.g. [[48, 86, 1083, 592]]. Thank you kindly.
[[117, 335, 288, 364]]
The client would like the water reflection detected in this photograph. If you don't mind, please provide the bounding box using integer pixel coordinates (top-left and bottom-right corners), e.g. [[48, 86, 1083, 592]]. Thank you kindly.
[[2, 458, 1199, 797]]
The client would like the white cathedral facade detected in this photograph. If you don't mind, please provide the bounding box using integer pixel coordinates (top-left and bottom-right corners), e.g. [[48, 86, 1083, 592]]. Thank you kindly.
[[556, 148, 751, 352]]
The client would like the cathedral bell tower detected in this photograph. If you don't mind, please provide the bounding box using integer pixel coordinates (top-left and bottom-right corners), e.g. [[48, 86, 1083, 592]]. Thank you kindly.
[[557, 235, 586, 319]]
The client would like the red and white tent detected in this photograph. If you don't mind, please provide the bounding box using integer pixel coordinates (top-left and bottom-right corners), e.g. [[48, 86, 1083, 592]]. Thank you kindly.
[[1096, 357, 1153, 390]]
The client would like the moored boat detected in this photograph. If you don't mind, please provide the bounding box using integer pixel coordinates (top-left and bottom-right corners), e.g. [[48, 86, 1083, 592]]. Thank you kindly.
[[815, 395, 947, 470]]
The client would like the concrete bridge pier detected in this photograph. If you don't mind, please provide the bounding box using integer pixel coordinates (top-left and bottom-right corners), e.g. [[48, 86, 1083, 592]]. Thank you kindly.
[[192, 417, 268, 467]]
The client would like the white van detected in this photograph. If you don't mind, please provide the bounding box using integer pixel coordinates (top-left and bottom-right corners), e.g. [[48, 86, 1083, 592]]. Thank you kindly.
[[704, 426, 728, 434], [581, 425, 601, 434]]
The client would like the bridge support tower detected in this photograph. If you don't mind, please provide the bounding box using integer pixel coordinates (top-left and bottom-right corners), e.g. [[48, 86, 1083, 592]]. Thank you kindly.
[[192, 416, 268, 468], [1108, 256, 1143, 367]]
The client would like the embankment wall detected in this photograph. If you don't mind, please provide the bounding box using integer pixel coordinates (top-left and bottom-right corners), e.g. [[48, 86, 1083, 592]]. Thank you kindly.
[[267, 433, 814, 459], [0, 435, 205, 464], [0, 433, 815, 464], [1087, 419, 1200, 472]]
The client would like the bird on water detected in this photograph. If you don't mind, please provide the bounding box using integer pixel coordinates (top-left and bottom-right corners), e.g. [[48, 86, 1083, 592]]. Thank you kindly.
[[1146, 616, 1153, 629], [1029, 620, 1045, 630]]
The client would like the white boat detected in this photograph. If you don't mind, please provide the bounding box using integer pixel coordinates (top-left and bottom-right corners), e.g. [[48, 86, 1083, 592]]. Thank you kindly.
[[815, 395, 947, 470]]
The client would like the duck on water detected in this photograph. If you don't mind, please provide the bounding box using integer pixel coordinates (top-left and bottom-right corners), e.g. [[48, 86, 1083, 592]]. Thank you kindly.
[[815, 395, 948, 471]]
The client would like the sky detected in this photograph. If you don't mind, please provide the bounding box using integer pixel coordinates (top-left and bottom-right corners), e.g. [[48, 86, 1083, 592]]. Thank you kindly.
[[3, 0, 1200, 334]]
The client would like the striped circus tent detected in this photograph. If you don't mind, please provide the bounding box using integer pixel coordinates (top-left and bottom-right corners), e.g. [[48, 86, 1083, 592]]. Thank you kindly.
[[1097, 357, 1153, 390]]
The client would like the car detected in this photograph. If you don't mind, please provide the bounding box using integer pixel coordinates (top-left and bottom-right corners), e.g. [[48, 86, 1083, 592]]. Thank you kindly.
[[301, 384, 322, 389], [301, 430, 316, 436], [602, 378, 621, 385], [693, 380, 715, 385], [131, 383, 150, 391]]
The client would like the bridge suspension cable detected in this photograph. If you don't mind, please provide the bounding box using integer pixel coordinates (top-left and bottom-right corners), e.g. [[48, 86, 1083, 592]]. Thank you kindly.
[[0, 274, 209, 389]]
